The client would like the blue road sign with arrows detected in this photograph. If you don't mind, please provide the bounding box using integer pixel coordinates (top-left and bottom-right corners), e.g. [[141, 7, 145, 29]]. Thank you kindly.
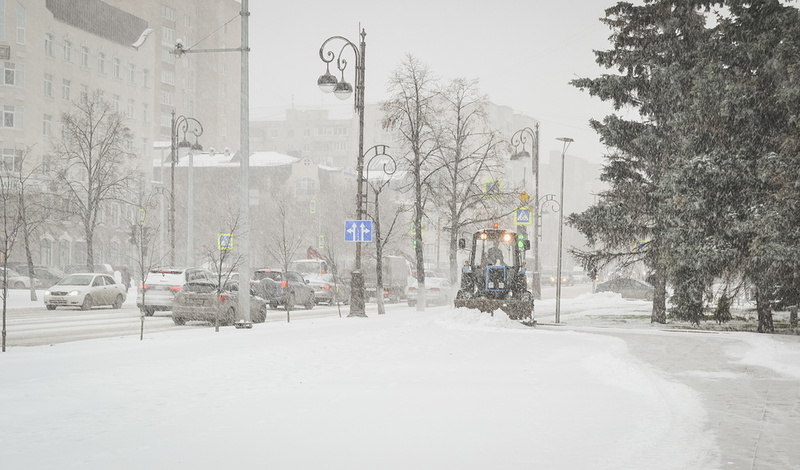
[[344, 220, 373, 242]]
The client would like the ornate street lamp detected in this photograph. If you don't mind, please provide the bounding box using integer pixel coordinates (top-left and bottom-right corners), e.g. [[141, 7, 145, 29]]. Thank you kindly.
[[555, 137, 574, 324], [169, 110, 203, 267], [364, 145, 396, 316], [511, 125, 540, 299], [317, 28, 367, 317]]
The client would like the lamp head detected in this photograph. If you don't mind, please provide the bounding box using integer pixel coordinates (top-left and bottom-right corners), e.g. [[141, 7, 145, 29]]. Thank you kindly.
[[556, 137, 574, 143], [333, 80, 353, 100], [317, 71, 338, 93]]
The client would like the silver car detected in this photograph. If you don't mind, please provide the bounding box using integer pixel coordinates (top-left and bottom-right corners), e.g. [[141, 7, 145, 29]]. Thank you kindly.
[[137, 267, 215, 316], [172, 279, 268, 326], [44, 273, 127, 310]]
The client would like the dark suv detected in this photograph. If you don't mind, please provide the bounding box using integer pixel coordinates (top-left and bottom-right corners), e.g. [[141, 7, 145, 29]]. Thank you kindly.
[[252, 269, 315, 310]]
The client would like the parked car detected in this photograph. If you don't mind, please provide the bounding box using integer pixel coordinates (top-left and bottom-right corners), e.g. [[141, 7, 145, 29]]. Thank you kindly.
[[595, 277, 654, 300], [0, 266, 44, 289], [252, 269, 315, 310], [307, 277, 350, 305], [407, 277, 451, 307], [137, 267, 215, 316], [64, 264, 114, 275], [44, 273, 127, 310], [172, 279, 268, 326]]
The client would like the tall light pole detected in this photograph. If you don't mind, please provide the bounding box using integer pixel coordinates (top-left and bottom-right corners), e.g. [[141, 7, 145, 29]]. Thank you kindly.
[[555, 137, 573, 324], [511, 125, 540, 299], [317, 28, 367, 317], [172, 1, 251, 321], [169, 110, 203, 267]]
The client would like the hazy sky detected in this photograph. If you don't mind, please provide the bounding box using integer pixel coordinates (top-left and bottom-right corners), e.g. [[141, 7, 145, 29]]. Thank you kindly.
[[247, 0, 622, 163]]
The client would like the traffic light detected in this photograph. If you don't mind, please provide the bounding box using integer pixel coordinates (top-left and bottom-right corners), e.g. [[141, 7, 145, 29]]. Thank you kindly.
[[517, 232, 525, 249]]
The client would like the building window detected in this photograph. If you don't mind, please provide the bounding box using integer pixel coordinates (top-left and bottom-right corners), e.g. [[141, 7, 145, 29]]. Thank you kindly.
[[164, 6, 175, 21], [2, 61, 22, 86], [43, 73, 53, 97], [162, 26, 174, 45], [61, 79, 71, 100], [80, 84, 88, 103], [3, 105, 20, 128], [295, 178, 317, 200], [127, 99, 134, 118], [142, 103, 149, 123], [63, 39, 71, 62], [184, 14, 192, 27], [161, 69, 174, 85], [142, 68, 151, 88], [128, 63, 135, 83], [45, 33, 54, 56], [112, 94, 120, 112], [81, 46, 89, 68], [16, 4, 25, 45], [40, 239, 53, 266], [97, 52, 106, 73], [43, 114, 52, 137], [113, 58, 121, 78], [2, 148, 22, 171], [160, 90, 173, 106]]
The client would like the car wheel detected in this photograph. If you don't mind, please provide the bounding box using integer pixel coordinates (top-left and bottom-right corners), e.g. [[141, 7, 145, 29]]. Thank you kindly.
[[81, 295, 93, 310], [255, 305, 267, 323], [173, 316, 186, 325], [144, 307, 155, 317], [112, 294, 124, 309], [14, 281, 24, 289], [269, 299, 279, 309], [304, 294, 314, 310], [46, 304, 56, 310], [285, 293, 295, 310], [408, 299, 417, 307]]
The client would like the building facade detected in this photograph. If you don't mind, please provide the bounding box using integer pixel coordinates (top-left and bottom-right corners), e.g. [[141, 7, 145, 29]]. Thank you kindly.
[[0, 0, 240, 271]]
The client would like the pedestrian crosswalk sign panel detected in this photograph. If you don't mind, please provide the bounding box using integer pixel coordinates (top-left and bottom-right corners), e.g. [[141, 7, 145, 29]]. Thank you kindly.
[[515, 207, 532, 225], [344, 220, 373, 242], [218, 233, 233, 250]]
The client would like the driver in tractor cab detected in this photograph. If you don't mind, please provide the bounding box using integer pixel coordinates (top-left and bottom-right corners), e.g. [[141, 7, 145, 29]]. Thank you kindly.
[[486, 240, 506, 266]]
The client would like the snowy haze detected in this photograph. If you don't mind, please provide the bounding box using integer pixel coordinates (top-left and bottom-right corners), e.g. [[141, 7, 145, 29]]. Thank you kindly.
[[3, 292, 799, 468], [248, 0, 616, 162]]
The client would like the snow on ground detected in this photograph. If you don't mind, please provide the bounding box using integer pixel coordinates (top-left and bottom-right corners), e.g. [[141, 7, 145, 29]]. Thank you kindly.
[[1, 291, 797, 469]]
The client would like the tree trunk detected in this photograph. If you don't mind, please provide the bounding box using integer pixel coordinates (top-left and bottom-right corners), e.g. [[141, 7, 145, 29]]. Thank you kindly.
[[651, 268, 667, 324], [755, 284, 774, 333]]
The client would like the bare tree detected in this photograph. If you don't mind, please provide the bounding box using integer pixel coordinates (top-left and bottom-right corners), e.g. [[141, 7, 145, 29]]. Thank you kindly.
[[432, 78, 516, 284], [201, 214, 245, 331], [11, 147, 55, 301], [381, 55, 442, 311], [0, 164, 23, 352], [51, 90, 138, 270], [261, 194, 304, 322]]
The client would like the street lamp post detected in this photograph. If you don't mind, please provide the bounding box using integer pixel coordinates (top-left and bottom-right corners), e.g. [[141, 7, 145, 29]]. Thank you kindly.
[[169, 110, 203, 267], [555, 137, 573, 324], [364, 144, 396, 316], [511, 125, 540, 299], [317, 28, 367, 317]]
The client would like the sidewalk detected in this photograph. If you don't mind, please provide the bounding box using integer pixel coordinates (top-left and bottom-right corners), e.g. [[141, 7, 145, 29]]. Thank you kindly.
[[536, 302, 800, 470]]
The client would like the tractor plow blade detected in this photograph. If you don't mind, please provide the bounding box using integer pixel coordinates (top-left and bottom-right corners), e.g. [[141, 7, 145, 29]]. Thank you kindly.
[[454, 298, 533, 322]]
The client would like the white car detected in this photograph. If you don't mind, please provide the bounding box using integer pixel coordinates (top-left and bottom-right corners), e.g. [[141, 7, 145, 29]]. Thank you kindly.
[[0, 266, 44, 289], [407, 277, 452, 307], [44, 273, 127, 310]]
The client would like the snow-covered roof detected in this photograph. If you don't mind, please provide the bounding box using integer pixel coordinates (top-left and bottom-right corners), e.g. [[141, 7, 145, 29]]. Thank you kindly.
[[153, 151, 299, 168]]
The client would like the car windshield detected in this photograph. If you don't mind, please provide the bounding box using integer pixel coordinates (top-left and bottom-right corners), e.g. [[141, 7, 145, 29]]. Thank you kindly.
[[58, 274, 93, 286], [183, 282, 217, 293], [254, 271, 282, 282], [289, 262, 320, 275]]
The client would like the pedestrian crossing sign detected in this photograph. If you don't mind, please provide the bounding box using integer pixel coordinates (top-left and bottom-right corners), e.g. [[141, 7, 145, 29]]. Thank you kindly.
[[515, 207, 532, 225]]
